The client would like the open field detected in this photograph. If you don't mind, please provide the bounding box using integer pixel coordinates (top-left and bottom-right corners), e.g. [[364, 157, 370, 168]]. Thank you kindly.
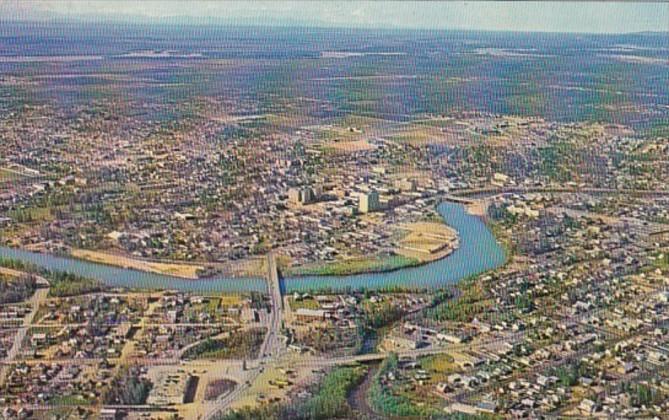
[[388, 125, 446, 145], [395, 222, 458, 262], [70, 249, 204, 279], [228, 355, 321, 411], [325, 139, 377, 153], [69, 249, 266, 278], [0, 168, 25, 183]]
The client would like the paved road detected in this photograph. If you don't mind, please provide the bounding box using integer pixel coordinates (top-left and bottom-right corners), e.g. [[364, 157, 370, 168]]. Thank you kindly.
[[0, 285, 49, 385], [452, 186, 669, 198], [202, 252, 285, 419], [260, 252, 284, 359]]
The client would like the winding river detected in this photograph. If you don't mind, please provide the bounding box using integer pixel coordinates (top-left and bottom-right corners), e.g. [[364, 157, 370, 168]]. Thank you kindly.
[[0, 202, 506, 293]]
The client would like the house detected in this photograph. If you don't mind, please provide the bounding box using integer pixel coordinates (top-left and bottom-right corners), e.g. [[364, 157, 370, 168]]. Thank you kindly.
[[385, 333, 425, 350], [578, 399, 598, 415], [100, 408, 120, 420], [295, 308, 328, 321]]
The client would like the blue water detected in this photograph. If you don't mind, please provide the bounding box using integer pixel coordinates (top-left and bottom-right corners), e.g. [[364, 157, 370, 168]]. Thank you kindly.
[[0, 202, 506, 293], [287, 202, 506, 292]]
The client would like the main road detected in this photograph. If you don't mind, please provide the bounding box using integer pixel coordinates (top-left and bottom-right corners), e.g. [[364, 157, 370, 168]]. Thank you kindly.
[[201, 252, 285, 420], [0, 272, 49, 386], [259, 252, 284, 359]]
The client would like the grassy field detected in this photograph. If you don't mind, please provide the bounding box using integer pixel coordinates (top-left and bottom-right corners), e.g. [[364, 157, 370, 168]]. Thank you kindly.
[[290, 254, 420, 276], [0, 168, 28, 183], [182, 328, 265, 360], [421, 353, 459, 384], [651, 252, 669, 270], [287, 296, 321, 310], [387, 126, 444, 145], [218, 294, 244, 306], [325, 139, 376, 153]]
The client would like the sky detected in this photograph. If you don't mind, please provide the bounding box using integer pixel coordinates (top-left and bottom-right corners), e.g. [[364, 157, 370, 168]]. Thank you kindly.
[[1, 1, 668, 34]]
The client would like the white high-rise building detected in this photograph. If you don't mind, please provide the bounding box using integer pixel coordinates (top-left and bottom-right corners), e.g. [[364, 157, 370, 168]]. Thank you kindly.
[[359, 191, 380, 213]]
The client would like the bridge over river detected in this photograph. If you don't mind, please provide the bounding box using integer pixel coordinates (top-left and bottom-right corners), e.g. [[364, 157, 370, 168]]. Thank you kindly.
[[0, 201, 507, 294]]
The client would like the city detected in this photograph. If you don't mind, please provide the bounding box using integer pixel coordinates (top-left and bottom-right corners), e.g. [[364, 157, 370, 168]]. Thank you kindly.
[[1, 2, 669, 420]]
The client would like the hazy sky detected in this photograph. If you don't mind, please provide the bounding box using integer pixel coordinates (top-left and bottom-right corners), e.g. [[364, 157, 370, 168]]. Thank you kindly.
[[2, 1, 668, 34]]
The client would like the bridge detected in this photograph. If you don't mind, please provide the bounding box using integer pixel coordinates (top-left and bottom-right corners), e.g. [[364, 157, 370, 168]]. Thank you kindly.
[[202, 252, 285, 420], [259, 252, 284, 359], [440, 194, 476, 205]]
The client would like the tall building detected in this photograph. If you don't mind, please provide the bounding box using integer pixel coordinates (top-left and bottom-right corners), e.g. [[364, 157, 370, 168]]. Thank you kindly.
[[288, 188, 302, 205], [302, 188, 314, 204], [359, 191, 380, 213], [288, 187, 316, 205]]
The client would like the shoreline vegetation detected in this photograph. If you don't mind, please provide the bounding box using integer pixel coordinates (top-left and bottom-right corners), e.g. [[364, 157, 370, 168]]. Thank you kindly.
[[66, 248, 266, 279], [285, 254, 421, 277], [2, 200, 494, 281], [285, 206, 464, 277], [0, 257, 102, 297]]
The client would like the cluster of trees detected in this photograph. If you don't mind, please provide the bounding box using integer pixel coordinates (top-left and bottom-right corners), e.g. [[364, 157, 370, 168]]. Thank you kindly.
[[104, 366, 152, 405], [429, 289, 455, 307], [552, 361, 589, 388], [48, 271, 103, 297], [0, 256, 103, 297], [622, 382, 663, 407], [426, 282, 488, 323], [514, 293, 535, 313], [248, 292, 270, 311], [363, 301, 405, 329], [219, 405, 288, 420], [0, 257, 35, 272], [298, 366, 366, 420], [537, 141, 574, 182], [182, 328, 265, 360], [368, 353, 433, 417], [220, 358, 487, 420], [487, 203, 513, 223], [0, 274, 37, 304], [220, 366, 366, 420], [10, 209, 34, 223]]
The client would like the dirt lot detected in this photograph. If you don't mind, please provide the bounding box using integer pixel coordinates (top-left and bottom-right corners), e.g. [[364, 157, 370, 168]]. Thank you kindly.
[[395, 222, 458, 262]]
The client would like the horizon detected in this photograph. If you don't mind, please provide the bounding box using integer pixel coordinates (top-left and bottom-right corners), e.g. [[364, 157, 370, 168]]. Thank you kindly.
[[1, 1, 668, 35], [1, 17, 668, 38]]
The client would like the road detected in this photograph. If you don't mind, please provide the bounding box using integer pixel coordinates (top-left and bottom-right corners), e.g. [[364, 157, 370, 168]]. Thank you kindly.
[[451, 186, 669, 198], [259, 252, 284, 360], [201, 252, 285, 419], [0, 281, 49, 385]]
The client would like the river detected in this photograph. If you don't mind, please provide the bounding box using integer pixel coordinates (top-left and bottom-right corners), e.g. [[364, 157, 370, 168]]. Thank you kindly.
[[0, 202, 506, 293]]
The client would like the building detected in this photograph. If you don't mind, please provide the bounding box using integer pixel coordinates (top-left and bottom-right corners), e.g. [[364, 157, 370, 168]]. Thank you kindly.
[[394, 178, 417, 192], [359, 191, 380, 213], [288, 187, 316, 205], [100, 408, 121, 420], [294, 308, 328, 321], [385, 332, 425, 350]]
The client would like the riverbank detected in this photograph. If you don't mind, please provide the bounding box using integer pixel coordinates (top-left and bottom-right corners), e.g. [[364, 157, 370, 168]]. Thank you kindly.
[[286, 211, 461, 277], [286, 254, 422, 277], [70, 205, 462, 280], [0, 202, 507, 293], [67, 248, 266, 279], [70, 249, 204, 279]]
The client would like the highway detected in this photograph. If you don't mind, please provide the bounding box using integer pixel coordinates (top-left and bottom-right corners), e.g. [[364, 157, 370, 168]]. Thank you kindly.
[[450, 186, 669, 198], [259, 252, 284, 360], [201, 252, 285, 419]]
